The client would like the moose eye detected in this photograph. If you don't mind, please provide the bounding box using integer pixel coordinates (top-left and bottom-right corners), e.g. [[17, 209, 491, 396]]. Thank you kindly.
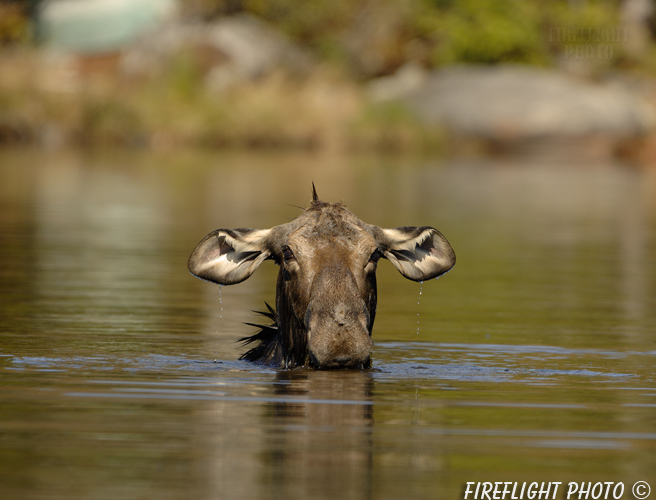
[[282, 247, 295, 262]]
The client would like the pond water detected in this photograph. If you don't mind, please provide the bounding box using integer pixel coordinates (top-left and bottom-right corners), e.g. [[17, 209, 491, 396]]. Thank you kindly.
[[1, 148, 655, 500]]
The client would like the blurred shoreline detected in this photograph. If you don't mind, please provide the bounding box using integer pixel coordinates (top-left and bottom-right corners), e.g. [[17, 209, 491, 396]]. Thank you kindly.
[[0, 46, 447, 154], [2, 1, 656, 162]]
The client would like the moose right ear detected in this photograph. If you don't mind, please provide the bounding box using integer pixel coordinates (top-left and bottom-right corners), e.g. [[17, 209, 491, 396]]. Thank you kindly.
[[188, 228, 272, 285], [373, 226, 455, 282]]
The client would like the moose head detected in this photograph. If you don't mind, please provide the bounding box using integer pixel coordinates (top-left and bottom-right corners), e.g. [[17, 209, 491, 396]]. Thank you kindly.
[[189, 188, 455, 369]]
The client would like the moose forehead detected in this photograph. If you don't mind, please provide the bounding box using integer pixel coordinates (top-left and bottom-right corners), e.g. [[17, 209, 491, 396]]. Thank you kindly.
[[282, 203, 376, 251]]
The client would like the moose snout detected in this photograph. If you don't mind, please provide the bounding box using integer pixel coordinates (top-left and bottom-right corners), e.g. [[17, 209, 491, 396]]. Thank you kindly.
[[308, 337, 373, 368], [307, 301, 373, 369]]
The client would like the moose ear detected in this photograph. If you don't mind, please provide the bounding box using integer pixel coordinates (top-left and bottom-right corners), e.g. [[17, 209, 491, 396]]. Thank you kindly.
[[188, 228, 272, 285], [375, 226, 455, 281]]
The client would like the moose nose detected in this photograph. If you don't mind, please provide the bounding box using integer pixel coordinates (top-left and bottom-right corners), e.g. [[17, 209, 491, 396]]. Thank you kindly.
[[306, 295, 373, 368], [333, 355, 352, 366], [309, 350, 371, 369], [308, 325, 374, 368]]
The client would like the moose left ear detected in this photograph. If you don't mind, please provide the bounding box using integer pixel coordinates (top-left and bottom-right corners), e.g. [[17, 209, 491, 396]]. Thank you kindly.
[[188, 228, 272, 285], [374, 226, 455, 281]]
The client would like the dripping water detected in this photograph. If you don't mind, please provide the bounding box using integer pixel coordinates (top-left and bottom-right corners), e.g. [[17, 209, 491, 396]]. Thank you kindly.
[[219, 284, 224, 318], [215, 285, 224, 361], [416, 281, 423, 334]]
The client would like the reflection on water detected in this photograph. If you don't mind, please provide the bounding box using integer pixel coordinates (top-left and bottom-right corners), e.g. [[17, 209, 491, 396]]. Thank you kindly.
[[1, 149, 655, 500], [261, 370, 374, 500]]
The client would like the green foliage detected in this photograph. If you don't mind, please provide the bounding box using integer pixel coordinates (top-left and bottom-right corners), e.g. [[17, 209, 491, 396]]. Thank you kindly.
[[549, 0, 620, 29], [165, 51, 206, 101], [350, 100, 446, 152], [79, 98, 143, 146], [0, 0, 644, 150], [236, 0, 626, 69], [0, 3, 31, 45], [419, 0, 550, 65], [243, 0, 355, 42], [243, 0, 358, 64]]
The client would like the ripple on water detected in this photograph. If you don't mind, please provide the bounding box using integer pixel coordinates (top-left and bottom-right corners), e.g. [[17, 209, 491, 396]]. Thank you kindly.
[[372, 342, 638, 382], [6, 340, 639, 385]]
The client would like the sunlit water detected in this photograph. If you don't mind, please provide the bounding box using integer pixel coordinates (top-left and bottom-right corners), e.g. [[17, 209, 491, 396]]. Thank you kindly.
[[1, 149, 655, 500]]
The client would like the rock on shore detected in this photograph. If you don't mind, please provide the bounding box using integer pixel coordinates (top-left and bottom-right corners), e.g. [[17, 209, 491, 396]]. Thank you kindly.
[[372, 64, 655, 155]]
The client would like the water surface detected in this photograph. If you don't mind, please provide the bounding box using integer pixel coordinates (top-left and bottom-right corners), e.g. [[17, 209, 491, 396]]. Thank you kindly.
[[1, 149, 655, 500]]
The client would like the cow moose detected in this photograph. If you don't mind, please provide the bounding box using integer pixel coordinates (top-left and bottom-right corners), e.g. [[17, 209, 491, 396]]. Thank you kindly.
[[188, 187, 455, 369]]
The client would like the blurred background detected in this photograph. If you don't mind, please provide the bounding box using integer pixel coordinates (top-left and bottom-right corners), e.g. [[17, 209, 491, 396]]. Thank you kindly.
[[3, 4, 656, 499], [1, 0, 656, 160]]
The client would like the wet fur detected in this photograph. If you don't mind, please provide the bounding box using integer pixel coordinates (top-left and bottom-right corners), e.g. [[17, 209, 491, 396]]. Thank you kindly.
[[239, 303, 283, 365], [239, 303, 370, 369]]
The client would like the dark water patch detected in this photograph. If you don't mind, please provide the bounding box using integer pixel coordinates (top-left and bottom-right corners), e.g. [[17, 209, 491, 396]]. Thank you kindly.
[[415, 427, 656, 441], [65, 390, 375, 406], [373, 342, 639, 382], [5, 353, 278, 375], [530, 439, 630, 450], [4, 342, 639, 385], [524, 367, 634, 378], [377, 341, 648, 359], [450, 401, 587, 409], [374, 361, 517, 382], [374, 361, 634, 382]]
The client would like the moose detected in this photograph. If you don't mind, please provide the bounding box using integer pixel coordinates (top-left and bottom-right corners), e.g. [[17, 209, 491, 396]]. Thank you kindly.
[[188, 188, 455, 369]]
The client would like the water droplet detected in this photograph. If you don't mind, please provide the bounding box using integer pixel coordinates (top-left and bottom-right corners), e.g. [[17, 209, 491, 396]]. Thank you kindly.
[[416, 281, 424, 335], [219, 285, 223, 318]]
